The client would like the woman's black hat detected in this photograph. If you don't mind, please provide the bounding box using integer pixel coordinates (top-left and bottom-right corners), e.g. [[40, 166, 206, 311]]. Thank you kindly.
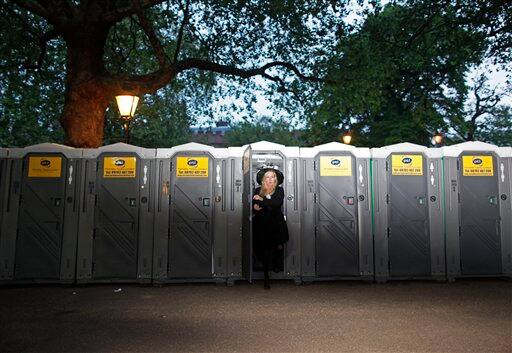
[[256, 166, 284, 185]]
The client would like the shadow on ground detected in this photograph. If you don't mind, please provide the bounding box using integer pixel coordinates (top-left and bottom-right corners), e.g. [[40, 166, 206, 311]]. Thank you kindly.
[[0, 279, 511, 352]]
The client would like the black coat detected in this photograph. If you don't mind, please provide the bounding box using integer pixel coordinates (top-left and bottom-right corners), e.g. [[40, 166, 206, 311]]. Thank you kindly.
[[252, 186, 289, 247]]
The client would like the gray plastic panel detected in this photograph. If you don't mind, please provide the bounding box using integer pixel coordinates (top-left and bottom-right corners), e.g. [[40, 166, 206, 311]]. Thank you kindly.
[[226, 154, 244, 281], [76, 148, 154, 283], [315, 153, 359, 276], [300, 158, 316, 278], [0, 148, 82, 283], [388, 154, 430, 277], [241, 148, 253, 282], [502, 157, 512, 276], [284, 156, 301, 278], [373, 150, 444, 282], [168, 152, 213, 279], [212, 157, 228, 279], [458, 153, 501, 275], [355, 157, 373, 277], [443, 156, 461, 278], [0, 149, 7, 251]]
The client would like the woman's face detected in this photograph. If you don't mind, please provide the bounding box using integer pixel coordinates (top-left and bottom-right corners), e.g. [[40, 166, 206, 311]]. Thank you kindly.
[[263, 171, 277, 188]]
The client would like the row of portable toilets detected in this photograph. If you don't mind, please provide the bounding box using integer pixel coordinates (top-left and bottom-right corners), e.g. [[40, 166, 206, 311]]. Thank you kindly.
[[0, 141, 510, 285]]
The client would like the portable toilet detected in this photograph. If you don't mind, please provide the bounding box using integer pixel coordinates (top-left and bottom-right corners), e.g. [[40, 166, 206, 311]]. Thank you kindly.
[[300, 142, 373, 281], [242, 141, 301, 284], [153, 143, 240, 283], [0, 144, 82, 284], [372, 143, 445, 282], [443, 142, 511, 280], [76, 143, 156, 283]]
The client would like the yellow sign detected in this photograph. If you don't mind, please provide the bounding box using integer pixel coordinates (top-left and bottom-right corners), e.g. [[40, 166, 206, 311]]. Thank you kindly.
[[177, 156, 209, 177], [392, 154, 423, 176], [103, 157, 136, 178], [320, 156, 352, 176], [28, 156, 62, 178], [462, 155, 493, 176]]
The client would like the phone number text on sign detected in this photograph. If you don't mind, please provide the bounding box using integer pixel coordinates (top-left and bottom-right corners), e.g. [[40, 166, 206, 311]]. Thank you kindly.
[[176, 157, 209, 178]]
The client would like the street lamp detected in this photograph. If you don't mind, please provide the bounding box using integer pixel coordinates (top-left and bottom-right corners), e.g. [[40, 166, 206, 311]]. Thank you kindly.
[[432, 131, 444, 147], [115, 95, 140, 143], [342, 131, 352, 145]]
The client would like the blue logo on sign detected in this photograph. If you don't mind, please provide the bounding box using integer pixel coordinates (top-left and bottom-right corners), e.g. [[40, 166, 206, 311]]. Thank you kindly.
[[40, 160, 51, 167], [331, 159, 341, 166], [187, 159, 198, 166], [115, 159, 125, 167], [473, 158, 482, 165], [402, 157, 412, 164]]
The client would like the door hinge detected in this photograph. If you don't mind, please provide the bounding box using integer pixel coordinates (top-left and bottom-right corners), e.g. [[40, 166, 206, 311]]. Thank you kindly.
[[314, 226, 318, 237], [91, 262, 95, 274], [313, 193, 317, 203], [92, 229, 97, 239], [456, 160, 460, 170], [457, 193, 460, 203], [388, 260, 391, 271], [458, 226, 462, 237], [386, 194, 390, 204], [386, 228, 390, 237], [313, 161, 316, 171], [385, 161, 389, 171]]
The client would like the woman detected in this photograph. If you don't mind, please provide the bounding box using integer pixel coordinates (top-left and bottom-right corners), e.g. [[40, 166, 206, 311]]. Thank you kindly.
[[252, 167, 289, 289]]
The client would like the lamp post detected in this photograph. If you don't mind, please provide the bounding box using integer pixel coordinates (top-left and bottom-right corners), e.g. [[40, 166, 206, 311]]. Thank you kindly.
[[115, 95, 140, 143], [342, 131, 352, 145], [432, 131, 444, 147]]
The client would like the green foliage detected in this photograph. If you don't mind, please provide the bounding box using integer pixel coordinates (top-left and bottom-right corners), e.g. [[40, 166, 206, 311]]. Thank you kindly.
[[225, 117, 304, 146], [1, 0, 510, 147], [303, 1, 489, 147], [0, 5, 66, 147], [474, 106, 512, 146]]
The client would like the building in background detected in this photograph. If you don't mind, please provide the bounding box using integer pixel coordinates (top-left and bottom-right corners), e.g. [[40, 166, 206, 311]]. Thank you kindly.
[[190, 120, 230, 147]]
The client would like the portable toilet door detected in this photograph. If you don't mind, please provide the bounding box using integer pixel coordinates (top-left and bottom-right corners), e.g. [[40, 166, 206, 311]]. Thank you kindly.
[[245, 141, 301, 284], [372, 143, 445, 282], [153, 143, 221, 282], [443, 142, 511, 279], [0, 144, 82, 284], [300, 143, 373, 281], [76, 143, 155, 283]]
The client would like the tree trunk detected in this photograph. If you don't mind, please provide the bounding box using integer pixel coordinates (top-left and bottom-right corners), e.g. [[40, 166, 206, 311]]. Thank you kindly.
[[60, 25, 111, 148], [61, 81, 110, 147]]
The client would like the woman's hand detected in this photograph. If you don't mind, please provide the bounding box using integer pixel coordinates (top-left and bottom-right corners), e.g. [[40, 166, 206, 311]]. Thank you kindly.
[[253, 204, 262, 211], [253, 195, 263, 201]]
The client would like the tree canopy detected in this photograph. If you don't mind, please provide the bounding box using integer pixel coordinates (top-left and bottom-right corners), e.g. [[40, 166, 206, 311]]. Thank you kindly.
[[0, 0, 510, 148]]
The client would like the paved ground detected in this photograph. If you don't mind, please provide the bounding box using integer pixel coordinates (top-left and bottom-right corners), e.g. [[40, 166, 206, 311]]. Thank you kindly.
[[0, 279, 511, 352]]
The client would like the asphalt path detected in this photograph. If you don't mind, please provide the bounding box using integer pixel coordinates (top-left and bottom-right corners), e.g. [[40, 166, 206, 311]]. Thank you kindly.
[[0, 279, 511, 352]]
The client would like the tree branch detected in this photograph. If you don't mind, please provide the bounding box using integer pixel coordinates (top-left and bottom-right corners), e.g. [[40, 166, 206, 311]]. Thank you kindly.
[[22, 28, 60, 72], [173, 0, 191, 63], [103, 0, 166, 24], [134, 0, 169, 68], [13, 0, 49, 20], [175, 58, 338, 84]]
